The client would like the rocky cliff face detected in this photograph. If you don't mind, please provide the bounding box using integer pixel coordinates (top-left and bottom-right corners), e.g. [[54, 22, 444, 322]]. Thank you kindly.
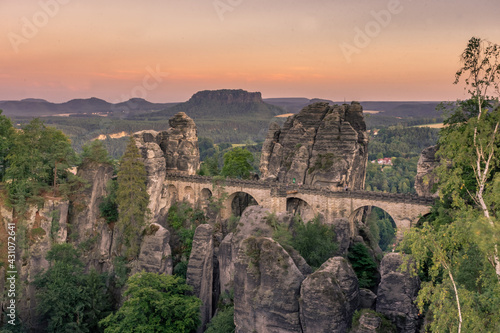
[[218, 206, 297, 296], [5, 159, 175, 332], [186, 224, 214, 333], [9, 200, 69, 332], [234, 237, 305, 333], [68, 162, 114, 248], [260, 102, 369, 190], [67, 161, 116, 272], [133, 112, 200, 222], [300, 257, 360, 333], [376, 253, 420, 333], [133, 223, 172, 275], [134, 112, 199, 175], [415, 145, 439, 197]]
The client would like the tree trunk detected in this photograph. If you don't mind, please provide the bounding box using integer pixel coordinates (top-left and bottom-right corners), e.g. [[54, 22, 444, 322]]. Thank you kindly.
[[447, 268, 462, 333], [477, 193, 500, 282], [54, 161, 58, 193]]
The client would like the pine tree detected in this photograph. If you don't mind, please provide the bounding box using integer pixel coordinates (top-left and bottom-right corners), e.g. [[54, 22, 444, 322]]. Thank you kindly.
[[116, 137, 150, 258], [5, 119, 76, 212], [0, 110, 15, 182]]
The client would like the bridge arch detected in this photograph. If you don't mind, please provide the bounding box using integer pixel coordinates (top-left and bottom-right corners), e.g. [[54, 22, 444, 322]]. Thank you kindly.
[[415, 213, 432, 227], [349, 201, 415, 242], [224, 191, 259, 218], [183, 186, 195, 204], [286, 197, 315, 222], [199, 188, 212, 210], [164, 184, 178, 206], [349, 206, 397, 250]]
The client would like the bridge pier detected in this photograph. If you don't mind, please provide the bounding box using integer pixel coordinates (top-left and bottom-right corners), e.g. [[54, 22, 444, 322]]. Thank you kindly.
[[394, 219, 412, 243]]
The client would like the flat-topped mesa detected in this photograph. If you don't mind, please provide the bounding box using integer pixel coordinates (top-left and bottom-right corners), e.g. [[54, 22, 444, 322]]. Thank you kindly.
[[190, 89, 263, 104], [260, 101, 369, 191]]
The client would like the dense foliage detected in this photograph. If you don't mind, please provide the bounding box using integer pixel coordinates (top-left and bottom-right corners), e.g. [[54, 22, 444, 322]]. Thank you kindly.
[[205, 306, 235, 333], [365, 157, 418, 194], [401, 37, 500, 332], [365, 126, 439, 194], [99, 179, 119, 224], [368, 125, 439, 160], [34, 244, 112, 333], [166, 202, 207, 278], [80, 140, 114, 166], [220, 147, 255, 179], [290, 216, 338, 270], [347, 242, 378, 288], [0, 110, 15, 181], [115, 137, 150, 258], [366, 207, 396, 251], [99, 272, 202, 333], [198, 140, 261, 179], [205, 290, 236, 333], [266, 213, 338, 270], [5, 118, 77, 213]]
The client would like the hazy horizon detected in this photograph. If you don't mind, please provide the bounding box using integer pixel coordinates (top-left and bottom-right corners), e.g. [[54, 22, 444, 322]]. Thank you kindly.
[[0, 93, 447, 104], [2, 0, 500, 103]]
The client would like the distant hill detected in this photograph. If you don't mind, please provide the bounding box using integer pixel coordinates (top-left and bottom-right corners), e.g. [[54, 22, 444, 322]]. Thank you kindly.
[[264, 98, 441, 119], [263, 97, 334, 114], [357, 101, 441, 118], [136, 89, 285, 120], [0, 97, 177, 117]]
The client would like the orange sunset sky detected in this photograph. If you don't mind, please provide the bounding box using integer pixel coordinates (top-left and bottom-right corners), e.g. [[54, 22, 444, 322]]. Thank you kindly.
[[1, 0, 500, 103]]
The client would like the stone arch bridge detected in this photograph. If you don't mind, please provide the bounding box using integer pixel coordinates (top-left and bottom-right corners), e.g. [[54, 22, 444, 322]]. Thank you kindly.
[[162, 173, 435, 239]]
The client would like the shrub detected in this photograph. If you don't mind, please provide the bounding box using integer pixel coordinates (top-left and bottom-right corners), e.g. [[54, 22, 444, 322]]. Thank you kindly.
[[351, 309, 396, 333], [34, 244, 112, 333], [99, 180, 118, 224], [347, 243, 378, 288], [205, 306, 235, 333], [99, 272, 201, 333], [166, 202, 207, 278], [291, 215, 337, 270]]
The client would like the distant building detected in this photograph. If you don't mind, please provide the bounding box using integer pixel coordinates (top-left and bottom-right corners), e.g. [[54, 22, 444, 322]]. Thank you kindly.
[[377, 158, 392, 165], [371, 158, 393, 165]]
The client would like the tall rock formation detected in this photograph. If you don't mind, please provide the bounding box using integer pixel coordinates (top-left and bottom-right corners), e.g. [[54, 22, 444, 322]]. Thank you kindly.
[[260, 102, 369, 190], [234, 237, 305, 333], [68, 162, 114, 248], [13, 200, 69, 333], [300, 257, 360, 333], [376, 253, 420, 333], [186, 224, 214, 333], [66, 161, 116, 272], [133, 223, 172, 275], [414, 145, 439, 197], [133, 112, 200, 222], [217, 206, 307, 296]]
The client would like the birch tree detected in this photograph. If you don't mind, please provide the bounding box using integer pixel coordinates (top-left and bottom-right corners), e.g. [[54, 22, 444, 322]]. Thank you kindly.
[[452, 36, 500, 281]]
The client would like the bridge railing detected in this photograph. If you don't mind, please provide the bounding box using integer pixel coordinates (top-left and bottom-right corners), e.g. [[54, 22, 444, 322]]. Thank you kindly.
[[164, 172, 436, 205]]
